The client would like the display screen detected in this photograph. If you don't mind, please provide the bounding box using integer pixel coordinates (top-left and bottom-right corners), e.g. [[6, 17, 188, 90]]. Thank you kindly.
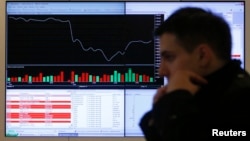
[[6, 1, 244, 137]]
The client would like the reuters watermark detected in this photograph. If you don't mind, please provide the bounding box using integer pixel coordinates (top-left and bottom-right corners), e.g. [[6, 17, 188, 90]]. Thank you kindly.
[[212, 129, 246, 136]]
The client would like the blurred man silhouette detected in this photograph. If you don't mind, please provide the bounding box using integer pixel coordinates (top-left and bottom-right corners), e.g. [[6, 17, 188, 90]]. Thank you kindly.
[[140, 7, 250, 141]]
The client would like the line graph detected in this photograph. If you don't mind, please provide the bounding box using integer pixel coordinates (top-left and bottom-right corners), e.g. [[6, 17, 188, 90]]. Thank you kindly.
[[9, 17, 152, 62], [8, 15, 156, 64]]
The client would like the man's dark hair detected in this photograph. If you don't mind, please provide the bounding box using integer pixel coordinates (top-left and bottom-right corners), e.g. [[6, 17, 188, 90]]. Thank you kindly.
[[155, 7, 232, 61]]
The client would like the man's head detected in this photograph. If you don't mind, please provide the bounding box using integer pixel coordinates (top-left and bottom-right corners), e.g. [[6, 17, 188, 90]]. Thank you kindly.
[[156, 7, 232, 79]]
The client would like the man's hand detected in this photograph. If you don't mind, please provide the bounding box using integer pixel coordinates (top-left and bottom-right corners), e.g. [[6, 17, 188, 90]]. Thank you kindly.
[[153, 70, 207, 104], [153, 86, 168, 104], [166, 70, 207, 95]]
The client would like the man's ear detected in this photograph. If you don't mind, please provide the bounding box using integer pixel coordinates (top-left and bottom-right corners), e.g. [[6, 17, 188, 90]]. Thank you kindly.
[[196, 44, 212, 67]]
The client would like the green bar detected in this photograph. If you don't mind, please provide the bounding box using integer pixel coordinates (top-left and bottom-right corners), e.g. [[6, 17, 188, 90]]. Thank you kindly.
[[128, 68, 132, 82], [132, 73, 135, 82], [125, 73, 128, 82], [46, 76, 50, 82], [111, 75, 114, 82], [117, 73, 121, 82], [75, 75, 78, 82], [89, 75, 92, 82], [150, 77, 153, 82], [7, 78, 10, 82], [50, 75, 53, 83], [139, 75, 143, 82], [114, 70, 117, 83], [96, 76, 100, 82], [18, 77, 22, 82], [29, 76, 32, 83], [43, 77, 46, 82]]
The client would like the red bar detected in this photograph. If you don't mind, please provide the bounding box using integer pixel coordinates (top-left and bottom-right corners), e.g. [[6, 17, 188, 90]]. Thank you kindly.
[[86, 73, 89, 82], [107, 75, 110, 82], [6, 120, 71, 123], [6, 121, 18, 123], [7, 105, 71, 109], [50, 121, 71, 123], [49, 113, 71, 119], [136, 74, 139, 82], [6, 121, 20, 123], [81, 73, 85, 82], [29, 121, 46, 123], [52, 105, 71, 109], [22, 78, 24, 82], [93, 76, 96, 82], [71, 71, 75, 82], [79, 77, 82, 82], [121, 74, 124, 82], [15, 77, 18, 82], [7, 105, 19, 108], [50, 101, 71, 103], [103, 74, 107, 82], [39, 73, 43, 82], [232, 54, 240, 57], [7, 100, 71, 103], [146, 76, 150, 82], [36, 77, 39, 82], [143, 75, 146, 82], [42, 121, 72, 123], [27, 113, 45, 118], [60, 71, 64, 82], [32, 77, 35, 82], [7, 113, 19, 118], [100, 78, 103, 82], [7, 113, 71, 119], [8, 105, 41, 109], [54, 76, 57, 82], [25, 75, 28, 82], [57, 75, 60, 82]]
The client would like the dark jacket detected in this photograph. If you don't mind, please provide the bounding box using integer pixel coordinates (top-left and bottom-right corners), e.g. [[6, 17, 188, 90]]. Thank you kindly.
[[140, 60, 250, 141]]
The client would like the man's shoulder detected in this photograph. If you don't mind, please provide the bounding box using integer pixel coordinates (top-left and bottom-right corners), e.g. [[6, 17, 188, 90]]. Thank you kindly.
[[230, 70, 250, 89], [223, 69, 250, 101]]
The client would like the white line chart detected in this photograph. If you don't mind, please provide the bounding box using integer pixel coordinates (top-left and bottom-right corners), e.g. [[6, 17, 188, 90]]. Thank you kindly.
[[9, 17, 152, 62]]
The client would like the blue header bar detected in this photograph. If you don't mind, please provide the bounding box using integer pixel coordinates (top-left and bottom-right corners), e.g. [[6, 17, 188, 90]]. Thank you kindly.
[[7, 2, 125, 15]]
